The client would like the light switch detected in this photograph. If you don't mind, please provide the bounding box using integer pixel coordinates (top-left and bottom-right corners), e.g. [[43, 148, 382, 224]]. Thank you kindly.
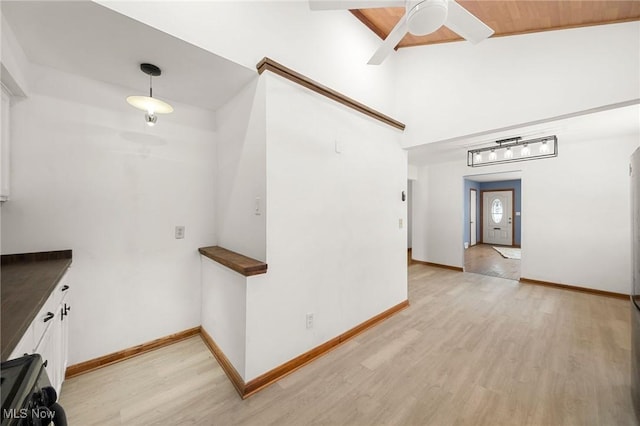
[[516, 212, 521, 216], [335, 139, 342, 154], [399, 218, 403, 229], [175, 226, 185, 239], [306, 313, 314, 329], [255, 197, 261, 216]]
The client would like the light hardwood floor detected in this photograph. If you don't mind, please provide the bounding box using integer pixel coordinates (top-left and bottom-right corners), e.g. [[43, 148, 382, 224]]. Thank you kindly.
[[464, 243, 521, 281], [60, 264, 636, 425]]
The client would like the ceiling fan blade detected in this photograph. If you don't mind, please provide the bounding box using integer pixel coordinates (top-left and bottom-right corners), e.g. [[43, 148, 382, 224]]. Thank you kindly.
[[444, 0, 494, 44], [309, 0, 405, 11], [367, 18, 408, 65]]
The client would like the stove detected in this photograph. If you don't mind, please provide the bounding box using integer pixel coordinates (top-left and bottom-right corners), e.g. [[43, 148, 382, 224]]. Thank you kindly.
[[1, 355, 66, 426]]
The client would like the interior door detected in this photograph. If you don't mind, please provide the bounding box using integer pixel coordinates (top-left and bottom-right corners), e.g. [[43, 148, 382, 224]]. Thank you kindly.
[[470, 189, 477, 246], [482, 190, 513, 245]]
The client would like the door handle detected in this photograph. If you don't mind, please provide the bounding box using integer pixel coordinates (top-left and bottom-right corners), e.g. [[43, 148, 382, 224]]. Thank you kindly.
[[43, 312, 55, 323]]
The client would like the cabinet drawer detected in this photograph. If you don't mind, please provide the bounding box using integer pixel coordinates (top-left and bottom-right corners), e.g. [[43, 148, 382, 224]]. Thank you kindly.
[[32, 295, 57, 349], [51, 270, 70, 311]]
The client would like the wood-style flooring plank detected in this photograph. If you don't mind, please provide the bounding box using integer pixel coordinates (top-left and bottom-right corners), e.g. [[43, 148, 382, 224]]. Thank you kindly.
[[464, 243, 521, 280], [60, 264, 637, 425]]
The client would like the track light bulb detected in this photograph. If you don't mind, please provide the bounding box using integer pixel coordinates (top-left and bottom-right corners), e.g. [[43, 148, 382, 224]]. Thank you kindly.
[[539, 141, 550, 154], [504, 147, 513, 159]]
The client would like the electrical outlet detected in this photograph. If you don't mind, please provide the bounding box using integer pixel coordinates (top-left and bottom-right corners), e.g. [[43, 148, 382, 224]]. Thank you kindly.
[[306, 313, 314, 329], [175, 226, 185, 239]]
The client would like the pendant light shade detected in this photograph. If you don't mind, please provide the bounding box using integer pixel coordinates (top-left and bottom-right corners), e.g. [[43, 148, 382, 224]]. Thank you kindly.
[[126, 95, 173, 114], [127, 63, 173, 126]]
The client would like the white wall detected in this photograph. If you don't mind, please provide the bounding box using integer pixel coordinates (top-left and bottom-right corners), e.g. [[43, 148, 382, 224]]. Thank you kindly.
[[215, 77, 267, 261], [411, 167, 429, 263], [411, 131, 639, 294], [0, 64, 217, 364], [243, 74, 407, 380], [397, 22, 640, 147], [95, 0, 398, 116], [201, 257, 247, 378], [521, 134, 636, 292], [413, 162, 464, 268]]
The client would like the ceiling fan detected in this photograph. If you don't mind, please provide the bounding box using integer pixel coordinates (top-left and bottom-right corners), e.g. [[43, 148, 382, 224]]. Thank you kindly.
[[309, 0, 494, 64]]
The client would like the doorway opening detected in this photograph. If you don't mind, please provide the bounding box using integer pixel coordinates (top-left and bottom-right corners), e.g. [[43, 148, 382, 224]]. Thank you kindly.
[[463, 172, 522, 281]]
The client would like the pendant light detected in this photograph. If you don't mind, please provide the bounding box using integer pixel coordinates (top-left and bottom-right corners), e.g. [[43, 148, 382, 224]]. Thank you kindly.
[[126, 63, 173, 126], [467, 136, 558, 167]]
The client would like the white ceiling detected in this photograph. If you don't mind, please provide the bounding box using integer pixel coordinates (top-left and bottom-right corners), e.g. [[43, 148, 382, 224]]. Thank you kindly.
[[2, 1, 637, 163], [1, 0, 256, 111], [408, 102, 640, 166]]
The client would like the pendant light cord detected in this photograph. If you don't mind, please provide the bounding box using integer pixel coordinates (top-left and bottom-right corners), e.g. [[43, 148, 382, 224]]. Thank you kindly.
[[149, 74, 153, 98]]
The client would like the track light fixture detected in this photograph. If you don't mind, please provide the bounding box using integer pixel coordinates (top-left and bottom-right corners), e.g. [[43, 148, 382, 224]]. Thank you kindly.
[[126, 63, 173, 126], [467, 135, 558, 167]]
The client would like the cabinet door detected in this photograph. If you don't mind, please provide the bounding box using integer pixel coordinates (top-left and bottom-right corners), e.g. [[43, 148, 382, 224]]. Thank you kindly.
[[35, 303, 68, 395], [34, 319, 60, 392]]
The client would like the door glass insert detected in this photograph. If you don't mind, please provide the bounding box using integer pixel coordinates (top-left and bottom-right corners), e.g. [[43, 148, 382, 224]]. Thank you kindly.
[[491, 199, 503, 224]]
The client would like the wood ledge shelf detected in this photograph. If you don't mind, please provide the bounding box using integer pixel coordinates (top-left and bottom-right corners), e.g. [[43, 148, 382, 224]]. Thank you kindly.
[[198, 246, 267, 277], [256, 57, 405, 131]]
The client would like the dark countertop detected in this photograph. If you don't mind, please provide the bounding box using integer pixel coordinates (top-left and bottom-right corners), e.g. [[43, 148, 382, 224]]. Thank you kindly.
[[1, 250, 72, 361], [199, 246, 267, 277]]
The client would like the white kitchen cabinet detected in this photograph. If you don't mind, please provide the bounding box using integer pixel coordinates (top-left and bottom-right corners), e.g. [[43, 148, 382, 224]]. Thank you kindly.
[[8, 269, 71, 395]]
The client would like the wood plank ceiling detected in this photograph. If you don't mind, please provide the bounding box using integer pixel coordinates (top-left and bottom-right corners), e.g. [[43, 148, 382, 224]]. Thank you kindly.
[[351, 1, 640, 48]]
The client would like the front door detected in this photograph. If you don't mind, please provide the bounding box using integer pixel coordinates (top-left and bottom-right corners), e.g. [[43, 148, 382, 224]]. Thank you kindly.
[[482, 190, 513, 245]]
